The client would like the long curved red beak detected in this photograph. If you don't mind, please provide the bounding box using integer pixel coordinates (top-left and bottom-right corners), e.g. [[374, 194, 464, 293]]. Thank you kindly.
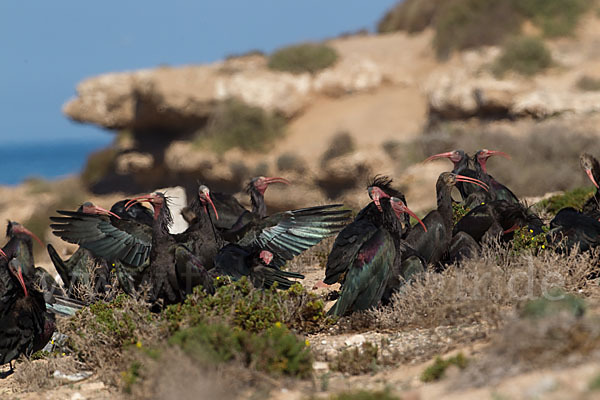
[[455, 174, 489, 191], [204, 193, 219, 220], [586, 168, 599, 189], [125, 195, 155, 210], [423, 152, 455, 163], [391, 198, 427, 232], [0, 249, 7, 260], [14, 225, 44, 247], [9, 262, 28, 297], [486, 150, 511, 160], [264, 177, 291, 186], [87, 205, 121, 219]]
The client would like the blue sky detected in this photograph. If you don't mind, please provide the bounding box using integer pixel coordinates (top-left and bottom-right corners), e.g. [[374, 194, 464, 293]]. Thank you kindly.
[[0, 1, 398, 145]]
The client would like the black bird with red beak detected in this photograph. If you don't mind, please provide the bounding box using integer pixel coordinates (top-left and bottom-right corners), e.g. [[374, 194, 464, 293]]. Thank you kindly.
[[472, 149, 519, 205], [580, 153, 600, 221], [0, 258, 54, 372], [1, 221, 63, 303], [405, 172, 489, 268], [207, 176, 290, 230], [424, 150, 478, 201], [47, 202, 122, 302], [328, 196, 424, 316], [125, 192, 214, 307], [174, 185, 224, 269], [322, 177, 426, 289]]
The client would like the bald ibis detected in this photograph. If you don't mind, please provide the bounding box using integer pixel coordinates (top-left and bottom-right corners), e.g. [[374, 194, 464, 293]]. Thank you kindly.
[[2, 222, 63, 303], [453, 200, 543, 243], [405, 172, 488, 268], [123, 193, 215, 306], [207, 176, 290, 230], [328, 197, 423, 316], [549, 207, 600, 253], [424, 150, 480, 203], [0, 258, 54, 371], [580, 153, 600, 221], [217, 203, 351, 276], [173, 185, 224, 270], [212, 246, 304, 290], [472, 149, 519, 205], [47, 202, 121, 301]]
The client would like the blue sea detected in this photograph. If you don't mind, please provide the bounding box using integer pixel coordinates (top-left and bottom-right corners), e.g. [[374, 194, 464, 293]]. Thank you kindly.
[[0, 138, 112, 186]]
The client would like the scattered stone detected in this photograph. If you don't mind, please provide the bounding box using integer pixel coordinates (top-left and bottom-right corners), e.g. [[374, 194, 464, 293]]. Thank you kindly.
[[53, 370, 93, 382], [345, 334, 366, 347]]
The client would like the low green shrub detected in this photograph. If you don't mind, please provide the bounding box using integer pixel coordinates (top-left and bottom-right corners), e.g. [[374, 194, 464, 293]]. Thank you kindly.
[[81, 147, 117, 186], [511, 226, 548, 255], [576, 75, 600, 91], [516, 0, 591, 37], [535, 187, 595, 215], [197, 99, 286, 153], [170, 322, 312, 378], [321, 131, 356, 166], [330, 342, 379, 375], [492, 35, 552, 77], [163, 278, 334, 333], [520, 289, 586, 319], [421, 353, 469, 382], [268, 43, 338, 74], [434, 0, 522, 59]]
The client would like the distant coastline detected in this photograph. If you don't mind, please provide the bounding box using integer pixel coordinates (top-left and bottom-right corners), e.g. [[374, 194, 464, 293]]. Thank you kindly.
[[0, 137, 113, 186]]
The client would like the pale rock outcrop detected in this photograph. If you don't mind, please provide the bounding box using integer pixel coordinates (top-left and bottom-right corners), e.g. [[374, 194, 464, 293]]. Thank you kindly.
[[63, 54, 385, 132], [115, 152, 154, 175]]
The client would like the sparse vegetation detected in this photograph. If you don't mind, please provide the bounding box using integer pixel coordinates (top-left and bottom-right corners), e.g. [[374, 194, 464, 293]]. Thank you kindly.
[[268, 43, 338, 74], [321, 131, 356, 166], [377, 0, 443, 33], [516, 0, 591, 37], [510, 226, 548, 254], [81, 147, 118, 186], [535, 187, 596, 215], [434, 0, 522, 59], [330, 342, 379, 375], [170, 322, 312, 378], [163, 278, 334, 333], [421, 122, 600, 197], [492, 35, 552, 77], [421, 353, 469, 382], [576, 75, 600, 91], [519, 289, 586, 319], [197, 98, 287, 153], [452, 203, 471, 225], [363, 243, 596, 333], [61, 279, 331, 390], [277, 152, 307, 173], [378, 0, 592, 58]]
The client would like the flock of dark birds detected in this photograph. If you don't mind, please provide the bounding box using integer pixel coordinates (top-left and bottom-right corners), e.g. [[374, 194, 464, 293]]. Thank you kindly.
[[1, 149, 600, 373]]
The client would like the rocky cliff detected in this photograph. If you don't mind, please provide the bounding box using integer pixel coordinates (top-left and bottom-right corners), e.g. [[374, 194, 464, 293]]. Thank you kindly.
[[63, 15, 600, 213]]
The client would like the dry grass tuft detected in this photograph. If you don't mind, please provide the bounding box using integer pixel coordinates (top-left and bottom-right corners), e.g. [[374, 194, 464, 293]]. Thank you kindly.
[[363, 244, 597, 331], [12, 356, 83, 393], [130, 347, 243, 400]]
